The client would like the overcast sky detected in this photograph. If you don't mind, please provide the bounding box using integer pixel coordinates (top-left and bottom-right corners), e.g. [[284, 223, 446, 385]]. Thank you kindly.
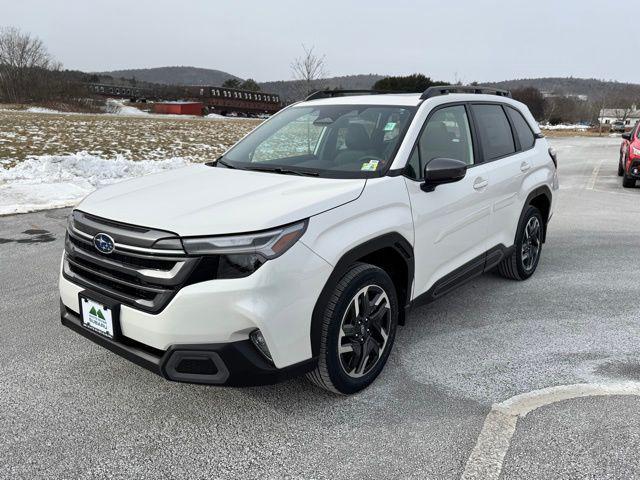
[[1, 0, 635, 83]]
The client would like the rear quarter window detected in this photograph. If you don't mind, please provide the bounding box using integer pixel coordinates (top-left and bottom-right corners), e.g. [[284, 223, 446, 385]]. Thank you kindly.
[[471, 104, 515, 160], [507, 107, 536, 150]]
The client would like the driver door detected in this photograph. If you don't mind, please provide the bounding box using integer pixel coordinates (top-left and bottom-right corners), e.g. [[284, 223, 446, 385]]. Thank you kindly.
[[404, 104, 492, 298]]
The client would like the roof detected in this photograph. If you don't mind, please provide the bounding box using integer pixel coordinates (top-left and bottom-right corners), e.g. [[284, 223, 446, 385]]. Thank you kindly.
[[599, 108, 640, 119], [298, 93, 422, 107], [296, 92, 521, 108], [154, 101, 203, 105]]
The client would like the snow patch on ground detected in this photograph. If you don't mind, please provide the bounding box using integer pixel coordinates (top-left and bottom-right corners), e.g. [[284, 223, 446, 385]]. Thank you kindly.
[[205, 113, 259, 121], [0, 152, 189, 215], [540, 123, 590, 131], [26, 107, 71, 115], [105, 99, 150, 116]]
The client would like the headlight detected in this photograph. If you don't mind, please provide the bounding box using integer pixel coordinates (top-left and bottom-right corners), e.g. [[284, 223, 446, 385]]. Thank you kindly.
[[632, 146, 640, 157], [182, 220, 308, 260]]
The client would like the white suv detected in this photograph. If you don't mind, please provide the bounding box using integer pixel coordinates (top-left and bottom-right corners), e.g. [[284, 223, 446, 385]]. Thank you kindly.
[[59, 86, 558, 394]]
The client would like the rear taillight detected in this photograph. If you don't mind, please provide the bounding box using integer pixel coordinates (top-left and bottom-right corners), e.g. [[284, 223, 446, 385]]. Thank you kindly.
[[548, 147, 558, 168]]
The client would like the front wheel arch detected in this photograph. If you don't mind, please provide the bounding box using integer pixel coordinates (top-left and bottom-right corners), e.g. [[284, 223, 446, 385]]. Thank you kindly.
[[309, 233, 413, 358]]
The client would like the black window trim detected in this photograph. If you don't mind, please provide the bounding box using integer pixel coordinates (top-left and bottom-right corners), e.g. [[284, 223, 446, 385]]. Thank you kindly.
[[399, 101, 481, 181], [505, 105, 537, 153], [469, 102, 518, 163], [393, 100, 541, 180]]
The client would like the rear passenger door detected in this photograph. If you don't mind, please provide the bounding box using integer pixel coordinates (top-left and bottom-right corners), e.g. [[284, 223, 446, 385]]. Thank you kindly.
[[405, 104, 493, 298], [471, 103, 537, 250]]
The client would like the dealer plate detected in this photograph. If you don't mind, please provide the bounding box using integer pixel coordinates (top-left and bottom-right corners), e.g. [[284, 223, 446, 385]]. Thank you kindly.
[[80, 296, 114, 339]]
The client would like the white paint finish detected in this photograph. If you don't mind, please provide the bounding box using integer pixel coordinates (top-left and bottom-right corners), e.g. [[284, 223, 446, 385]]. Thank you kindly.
[[434, 205, 492, 244], [299, 93, 423, 108], [77, 164, 366, 236], [404, 163, 492, 297], [301, 176, 414, 268], [60, 241, 333, 368], [461, 382, 640, 480], [485, 138, 557, 250]]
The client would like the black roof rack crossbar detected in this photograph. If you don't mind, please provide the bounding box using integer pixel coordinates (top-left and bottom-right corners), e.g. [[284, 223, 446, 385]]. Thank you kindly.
[[420, 85, 512, 100], [304, 90, 402, 101]]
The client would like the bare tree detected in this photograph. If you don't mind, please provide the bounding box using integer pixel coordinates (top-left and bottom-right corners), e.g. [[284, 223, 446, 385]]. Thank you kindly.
[[290, 44, 327, 98], [0, 26, 58, 103]]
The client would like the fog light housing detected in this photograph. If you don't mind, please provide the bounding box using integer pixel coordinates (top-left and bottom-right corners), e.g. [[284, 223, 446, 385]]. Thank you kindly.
[[250, 329, 273, 362]]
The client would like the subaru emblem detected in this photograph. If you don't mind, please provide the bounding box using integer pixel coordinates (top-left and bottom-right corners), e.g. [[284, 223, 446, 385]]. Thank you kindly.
[[93, 233, 115, 254]]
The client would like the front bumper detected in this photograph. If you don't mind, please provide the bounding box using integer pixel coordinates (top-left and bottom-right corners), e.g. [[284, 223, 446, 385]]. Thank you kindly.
[[61, 302, 316, 386], [59, 241, 333, 369]]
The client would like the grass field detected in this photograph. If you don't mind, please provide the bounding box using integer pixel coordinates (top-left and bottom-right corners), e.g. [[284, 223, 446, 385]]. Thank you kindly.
[[0, 109, 261, 168]]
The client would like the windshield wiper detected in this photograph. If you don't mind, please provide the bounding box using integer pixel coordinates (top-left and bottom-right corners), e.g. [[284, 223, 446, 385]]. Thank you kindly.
[[215, 158, 238, 169], [245, 166, 319, 177]]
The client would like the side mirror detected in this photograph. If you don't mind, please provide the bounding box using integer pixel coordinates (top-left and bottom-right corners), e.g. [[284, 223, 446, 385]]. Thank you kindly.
[[622, 132, 632, 141], [421, 158, 468, 192]]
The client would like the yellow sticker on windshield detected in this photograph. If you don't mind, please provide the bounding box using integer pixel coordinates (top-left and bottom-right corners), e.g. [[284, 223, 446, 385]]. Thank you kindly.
[[361, 160, 379, 171]]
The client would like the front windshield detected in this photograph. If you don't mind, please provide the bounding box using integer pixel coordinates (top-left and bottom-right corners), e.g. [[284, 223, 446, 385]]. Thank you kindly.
[[221, 105, 415, 178]]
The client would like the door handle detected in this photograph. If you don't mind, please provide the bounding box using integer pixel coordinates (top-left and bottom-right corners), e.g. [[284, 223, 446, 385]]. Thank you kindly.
[[520, 161, 531, 172], [473, 178, 489, 190]]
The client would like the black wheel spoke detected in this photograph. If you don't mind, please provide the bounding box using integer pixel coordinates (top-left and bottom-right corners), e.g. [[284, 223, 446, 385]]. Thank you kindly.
[[342, 323, 356, 337], [349, 341, 364, 373], [355, 338, 373, 375]]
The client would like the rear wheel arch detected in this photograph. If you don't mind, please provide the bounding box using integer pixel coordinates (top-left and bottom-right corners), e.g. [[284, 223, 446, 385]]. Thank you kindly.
[[523, 186, 552, 243], [310, 233, 414, 357]]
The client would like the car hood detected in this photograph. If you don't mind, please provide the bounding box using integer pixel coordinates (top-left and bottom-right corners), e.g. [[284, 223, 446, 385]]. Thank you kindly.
[[77, 164, 366, 236]]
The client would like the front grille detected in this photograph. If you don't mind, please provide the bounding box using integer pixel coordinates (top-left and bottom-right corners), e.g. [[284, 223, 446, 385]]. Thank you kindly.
[[63, 211, 202, 313]]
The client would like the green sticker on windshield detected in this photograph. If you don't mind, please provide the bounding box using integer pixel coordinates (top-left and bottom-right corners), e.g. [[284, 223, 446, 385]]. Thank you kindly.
[[361, 160, 380, 171], [383, 122, 397, 131]]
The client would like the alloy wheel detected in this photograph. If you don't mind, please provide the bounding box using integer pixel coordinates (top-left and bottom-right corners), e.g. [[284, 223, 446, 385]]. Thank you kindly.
[[521, 216, 541, 271], [337, 285, 391, 378]]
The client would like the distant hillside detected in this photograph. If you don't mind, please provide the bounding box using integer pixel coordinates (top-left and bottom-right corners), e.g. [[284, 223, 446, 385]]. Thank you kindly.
[[485, 77, 640, 103], [259, 74, 385, 102], [97, 66, 242, 86]]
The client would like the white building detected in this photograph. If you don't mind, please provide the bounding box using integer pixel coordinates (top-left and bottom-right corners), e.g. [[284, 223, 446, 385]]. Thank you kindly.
[[599, 106, 640, 126]]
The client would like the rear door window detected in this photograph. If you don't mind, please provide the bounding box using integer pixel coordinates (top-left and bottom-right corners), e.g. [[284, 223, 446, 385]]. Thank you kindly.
[[506, 107, 535, 150], [471, 104, 516, 160]]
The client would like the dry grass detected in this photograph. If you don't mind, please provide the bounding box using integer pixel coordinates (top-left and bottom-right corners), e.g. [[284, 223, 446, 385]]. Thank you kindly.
[[542, 128, 620, 138], [0, 109, 262, 168]]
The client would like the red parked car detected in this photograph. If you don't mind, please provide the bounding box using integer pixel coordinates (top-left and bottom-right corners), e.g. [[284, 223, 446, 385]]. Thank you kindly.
[[619, 122, 640, 188]]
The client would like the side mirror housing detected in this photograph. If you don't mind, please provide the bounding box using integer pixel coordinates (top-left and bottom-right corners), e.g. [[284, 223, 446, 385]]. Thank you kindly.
[[421, 158, 468, 192], [622, 132, 632, 141]]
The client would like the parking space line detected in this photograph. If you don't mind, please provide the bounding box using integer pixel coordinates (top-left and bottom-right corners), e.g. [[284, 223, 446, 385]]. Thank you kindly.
[[586, 160, 604, 190], [460, 382, 640, 480]]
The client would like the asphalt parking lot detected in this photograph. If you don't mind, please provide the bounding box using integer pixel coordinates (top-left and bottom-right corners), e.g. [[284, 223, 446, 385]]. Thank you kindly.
[[1, 136, 639, 479]]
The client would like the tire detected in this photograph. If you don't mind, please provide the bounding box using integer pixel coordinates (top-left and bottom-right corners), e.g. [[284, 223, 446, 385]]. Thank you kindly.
[[497, 206, 543, 281], [618, 158, 624, 177], [623, 175, 636, 188], [306, 263, 398, 394]]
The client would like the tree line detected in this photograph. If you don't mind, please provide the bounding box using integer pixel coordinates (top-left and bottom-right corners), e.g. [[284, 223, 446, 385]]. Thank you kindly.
[[2, 26, 638, 124]]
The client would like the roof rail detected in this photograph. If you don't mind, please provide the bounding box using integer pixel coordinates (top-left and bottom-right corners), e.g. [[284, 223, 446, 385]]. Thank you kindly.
[[420, 85, 512, 100], [304, 90, 400, 101]]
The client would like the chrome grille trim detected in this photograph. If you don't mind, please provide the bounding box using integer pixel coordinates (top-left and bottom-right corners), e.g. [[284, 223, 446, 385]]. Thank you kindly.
[[64, 212, 204, 313], [69, 224, 185, 256]]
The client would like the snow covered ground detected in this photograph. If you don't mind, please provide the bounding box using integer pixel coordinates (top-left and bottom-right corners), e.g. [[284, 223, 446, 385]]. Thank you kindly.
[[0, 109, 261, 215], [539, 123, 590, 131], [0, 153, 189, 215]]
